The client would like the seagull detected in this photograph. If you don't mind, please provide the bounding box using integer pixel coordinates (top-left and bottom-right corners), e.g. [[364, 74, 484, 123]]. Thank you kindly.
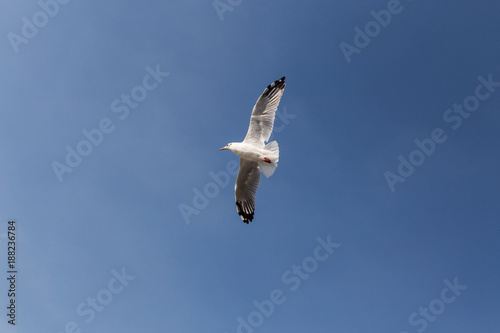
[[220, 77, 286, 223]]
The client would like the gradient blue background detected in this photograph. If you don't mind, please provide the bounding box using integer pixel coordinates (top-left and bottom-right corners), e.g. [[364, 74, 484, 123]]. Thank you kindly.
[[1, 0, 499, 332]]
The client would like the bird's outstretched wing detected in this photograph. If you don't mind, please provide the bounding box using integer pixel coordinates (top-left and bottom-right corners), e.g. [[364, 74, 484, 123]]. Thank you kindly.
[[235, 158, 261, 223], [243, 77, 286, 147]]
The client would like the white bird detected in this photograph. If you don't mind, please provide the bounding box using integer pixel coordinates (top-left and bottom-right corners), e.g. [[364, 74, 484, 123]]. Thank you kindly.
[[220, 77, 286, 223]]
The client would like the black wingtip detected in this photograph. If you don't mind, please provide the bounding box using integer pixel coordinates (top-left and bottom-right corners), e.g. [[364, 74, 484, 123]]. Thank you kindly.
[[236, 202, 254, 223], [263, 77, 286, 97], [273, 76, 285, 86]]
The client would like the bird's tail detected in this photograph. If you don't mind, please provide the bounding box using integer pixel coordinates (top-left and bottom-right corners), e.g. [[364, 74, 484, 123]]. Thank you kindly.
[[259, 141, 279, 178]]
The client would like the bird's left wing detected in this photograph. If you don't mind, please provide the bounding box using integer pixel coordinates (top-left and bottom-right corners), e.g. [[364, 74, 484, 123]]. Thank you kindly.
[[235, 158, 261, 223], [243, 77, 286, 147]]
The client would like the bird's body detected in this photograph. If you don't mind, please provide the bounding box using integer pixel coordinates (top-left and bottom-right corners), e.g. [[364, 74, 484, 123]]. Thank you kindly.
[[220, 77, 286, 223], [226, 142, 272, 164]]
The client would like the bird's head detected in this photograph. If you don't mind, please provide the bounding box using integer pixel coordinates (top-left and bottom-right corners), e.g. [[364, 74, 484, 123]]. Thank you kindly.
[[219, 142, 234, 151]]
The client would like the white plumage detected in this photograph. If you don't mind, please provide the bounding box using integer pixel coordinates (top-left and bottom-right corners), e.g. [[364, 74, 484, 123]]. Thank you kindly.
[[220, 77, 286, 223]]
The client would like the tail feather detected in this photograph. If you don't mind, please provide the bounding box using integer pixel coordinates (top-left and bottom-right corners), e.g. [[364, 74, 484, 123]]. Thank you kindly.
[[259, 141, 279, 178], [258, 162, 277, 178], [264, 141, 279, 162]]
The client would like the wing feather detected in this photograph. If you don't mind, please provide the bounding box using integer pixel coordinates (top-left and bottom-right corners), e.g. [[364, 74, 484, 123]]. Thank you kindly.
[[243, 77, 286, 147], [234, 158, 261, 223]]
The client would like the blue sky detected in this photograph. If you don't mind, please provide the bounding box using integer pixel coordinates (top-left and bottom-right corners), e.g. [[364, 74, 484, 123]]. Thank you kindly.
[[1, 0, 499, 332]]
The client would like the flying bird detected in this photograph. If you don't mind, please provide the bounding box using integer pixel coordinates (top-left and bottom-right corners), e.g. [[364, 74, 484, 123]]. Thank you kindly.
[[220, 77, 286, 223]]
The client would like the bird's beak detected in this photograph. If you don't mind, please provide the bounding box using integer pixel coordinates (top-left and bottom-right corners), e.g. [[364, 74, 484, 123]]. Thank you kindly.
[[219, 147, 226, 151]]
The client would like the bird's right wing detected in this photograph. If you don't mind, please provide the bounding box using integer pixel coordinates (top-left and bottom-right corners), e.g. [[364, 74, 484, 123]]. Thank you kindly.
[[243, 77, 286, 147], [235, 158, 261, 223]]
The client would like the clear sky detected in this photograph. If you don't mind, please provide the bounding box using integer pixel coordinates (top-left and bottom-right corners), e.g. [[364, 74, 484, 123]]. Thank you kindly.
[[1, 0, 499, 332]]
